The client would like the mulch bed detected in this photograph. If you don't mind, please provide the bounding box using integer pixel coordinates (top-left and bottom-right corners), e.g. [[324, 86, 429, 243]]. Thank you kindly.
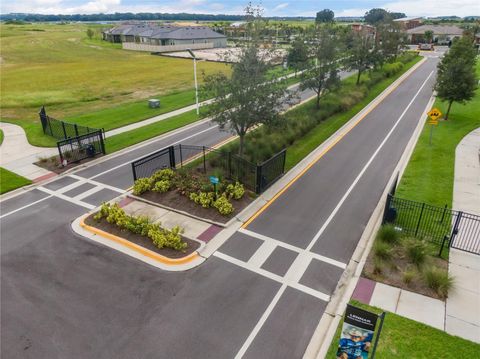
[[139, 189, 255, 224], [35, 155, 104, 174], [84, 214, 200, 259], [362, 249, 448, 300]]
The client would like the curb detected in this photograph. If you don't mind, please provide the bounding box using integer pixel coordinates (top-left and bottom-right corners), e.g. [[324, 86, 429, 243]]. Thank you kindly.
[[305, 79, 437, 358], [72, 214, 205, 271]]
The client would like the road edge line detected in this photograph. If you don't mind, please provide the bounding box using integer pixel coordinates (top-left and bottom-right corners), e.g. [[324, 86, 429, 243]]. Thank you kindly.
[[304, 91, 437, 359], [241, 56, 427, 228]]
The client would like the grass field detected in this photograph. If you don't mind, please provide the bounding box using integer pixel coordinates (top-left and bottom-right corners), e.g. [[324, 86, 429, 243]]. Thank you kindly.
[[0, 168, 32, 194], [0, 23, 229, 144], [396, 62, 480, 207], [326, 300, 480, 358]]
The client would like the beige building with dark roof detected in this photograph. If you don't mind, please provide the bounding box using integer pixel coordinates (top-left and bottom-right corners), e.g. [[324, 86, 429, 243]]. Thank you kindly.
[[406, 25, 463, 44]]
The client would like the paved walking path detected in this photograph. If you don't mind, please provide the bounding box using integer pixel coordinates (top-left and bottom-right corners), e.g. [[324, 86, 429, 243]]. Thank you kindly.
[[0, 122, 56, 181], [446, 127, 480, 343]]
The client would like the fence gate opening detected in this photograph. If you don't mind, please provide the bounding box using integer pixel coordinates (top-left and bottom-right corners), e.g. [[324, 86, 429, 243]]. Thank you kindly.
[[57, 130, 106, 165]]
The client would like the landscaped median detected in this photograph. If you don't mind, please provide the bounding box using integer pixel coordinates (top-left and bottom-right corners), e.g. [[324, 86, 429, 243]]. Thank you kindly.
[[78, 198, 206, 269]]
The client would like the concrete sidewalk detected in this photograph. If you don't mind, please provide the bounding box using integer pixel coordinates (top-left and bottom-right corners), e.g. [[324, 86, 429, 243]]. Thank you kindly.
[[0, 122, 56, 180], [446, 127, 480, 343]]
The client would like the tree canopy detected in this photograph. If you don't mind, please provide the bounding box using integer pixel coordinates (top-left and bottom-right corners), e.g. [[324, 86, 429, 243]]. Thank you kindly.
[[434, 37, 478, 120], [316, 9, 335, 24]]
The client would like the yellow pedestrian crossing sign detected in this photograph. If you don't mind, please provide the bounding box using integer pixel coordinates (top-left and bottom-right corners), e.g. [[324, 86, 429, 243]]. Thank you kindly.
[[427, 108, 442, 121]]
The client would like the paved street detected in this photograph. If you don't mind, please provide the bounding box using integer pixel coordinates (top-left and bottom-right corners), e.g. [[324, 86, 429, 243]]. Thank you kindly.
[[1, 55, 439, 358]]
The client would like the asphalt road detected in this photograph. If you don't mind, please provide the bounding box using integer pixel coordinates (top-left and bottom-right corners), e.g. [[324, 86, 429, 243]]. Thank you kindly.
[[1, 55, 439, 358]]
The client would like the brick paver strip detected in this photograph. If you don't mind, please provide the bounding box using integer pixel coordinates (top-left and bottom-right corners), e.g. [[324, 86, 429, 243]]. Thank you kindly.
[[351, 277, 376, 304], [118, 197, 134, 208], [33, 172, 57, 183], [197, 224, 223, 243]]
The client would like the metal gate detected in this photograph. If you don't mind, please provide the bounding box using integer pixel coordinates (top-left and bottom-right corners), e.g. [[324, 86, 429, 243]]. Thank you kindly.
[[449, 211, 480, 255], [57, 130, 106, 165]]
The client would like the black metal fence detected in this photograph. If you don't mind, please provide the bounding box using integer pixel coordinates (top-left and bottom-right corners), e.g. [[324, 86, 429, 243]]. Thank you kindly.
[[57, 130, 106, 165], [383, 194, 480, 255], [39, 106, 103, 140], [131, 144, 287, 194]]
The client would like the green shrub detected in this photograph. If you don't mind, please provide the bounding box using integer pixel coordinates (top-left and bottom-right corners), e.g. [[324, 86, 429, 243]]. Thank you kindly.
[[132, 178, 152, 195], [213, 195, 234, 215], [225, 182, 245, 200], [189, 191, 215, 208], [148, 225, 186, 251], [382, 62, 404, 78], [376, 225, 400, 245], [402, 268, 417, 285], [406, 239, 428, 267], [374, 241, 392, 261], [373, 257, 384, 275], [151, 168, 175, 182], [423, 266, 454, 299], [93, 202, 187, 251], [152, 179, 171, 193]]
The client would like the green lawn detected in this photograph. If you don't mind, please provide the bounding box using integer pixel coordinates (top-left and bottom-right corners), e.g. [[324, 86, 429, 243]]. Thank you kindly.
[[0, 23, 229, 145], [0, 129, 4, 145], [284, 56, 423, 170], [105, 109, 203, 153], [0, 168, 32, 194], [396, 62, 480, 207], [326, 300, 480, 358]]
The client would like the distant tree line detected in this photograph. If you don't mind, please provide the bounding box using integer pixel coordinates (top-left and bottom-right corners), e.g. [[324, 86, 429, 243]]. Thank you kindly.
[[0, 13, 319, 23]]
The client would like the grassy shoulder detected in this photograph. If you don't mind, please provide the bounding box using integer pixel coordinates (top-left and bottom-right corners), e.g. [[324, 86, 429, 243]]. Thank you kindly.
[[285, 55, 422, 169], [326, 300, 480, 358], [396, 62, 480, 207], [0, 129, 4, 145], [0, 168, 32, 194]]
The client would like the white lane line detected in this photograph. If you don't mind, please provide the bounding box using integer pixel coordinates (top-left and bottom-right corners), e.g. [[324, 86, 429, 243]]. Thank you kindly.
[[213, 251, 330, 301], [0, 195, 53, 219], [234, 283, 288, 359], [284, 252, 313, 283], [68, 174, 124, 193], [240, 228, 346, 269], [89, 124, 220, 181], [73, 186, 104, 201], [247, 240, 277, 268], [37, 187, 95, 210], [306, 70, 435, 251]]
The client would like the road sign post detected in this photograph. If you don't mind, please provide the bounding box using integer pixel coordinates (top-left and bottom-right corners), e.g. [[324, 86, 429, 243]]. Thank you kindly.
[[427, 108, 442, 146]]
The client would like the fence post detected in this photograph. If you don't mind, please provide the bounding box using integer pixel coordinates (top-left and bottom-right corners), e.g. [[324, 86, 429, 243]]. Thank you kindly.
[[256, 164, 262, 194], [61, 121, 67, 139], [48, 116, 53, 136], [382, 194, 392, 224], [131, 162, 137, 181], [179, 144, 183, 167], [169, 146, 176, 169], [99, 131, 106, 154], [57, 142, 64, 165], [74, 124, 79, 137], [439, 235, 448, 257], [449, 211, 463, 248], [440, 204, 448, 223], [202, 146, 206, 173], [414, 203, 426, 236], [281, 149, 287, 174]]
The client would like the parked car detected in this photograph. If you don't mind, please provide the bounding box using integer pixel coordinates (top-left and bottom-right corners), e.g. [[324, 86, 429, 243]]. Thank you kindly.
[[418, 43, 434, 51]]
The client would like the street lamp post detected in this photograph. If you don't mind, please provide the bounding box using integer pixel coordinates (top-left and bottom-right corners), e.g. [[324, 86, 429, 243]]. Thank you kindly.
[[187, 49, 200, 116]]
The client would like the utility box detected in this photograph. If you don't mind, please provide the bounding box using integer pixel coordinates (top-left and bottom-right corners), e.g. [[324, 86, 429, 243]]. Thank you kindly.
[[148, 99, 160, 108]]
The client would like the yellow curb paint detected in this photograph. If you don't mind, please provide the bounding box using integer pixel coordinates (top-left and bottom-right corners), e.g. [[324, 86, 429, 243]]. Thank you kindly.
[[79, 216, 199, 265], [242, 57, 427, 228]]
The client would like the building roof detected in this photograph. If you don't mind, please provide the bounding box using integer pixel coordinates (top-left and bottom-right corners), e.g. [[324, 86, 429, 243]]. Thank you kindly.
[[393, 16, 423, 22], [103, 24, 226, 40], [406, 24, 463, 35]]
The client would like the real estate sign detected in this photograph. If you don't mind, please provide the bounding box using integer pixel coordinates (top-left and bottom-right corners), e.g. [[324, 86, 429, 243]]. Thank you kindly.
[[336, 304, 379, 359]]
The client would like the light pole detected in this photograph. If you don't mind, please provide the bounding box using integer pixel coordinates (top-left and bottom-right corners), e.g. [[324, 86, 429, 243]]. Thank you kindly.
[[187, 49, 200, 116]]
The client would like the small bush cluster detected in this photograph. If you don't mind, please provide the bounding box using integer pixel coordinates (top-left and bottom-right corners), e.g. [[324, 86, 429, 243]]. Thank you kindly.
[[94, 202, 186, 251], [132, 169, 245, 216], [370, 224, 454, 299]]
